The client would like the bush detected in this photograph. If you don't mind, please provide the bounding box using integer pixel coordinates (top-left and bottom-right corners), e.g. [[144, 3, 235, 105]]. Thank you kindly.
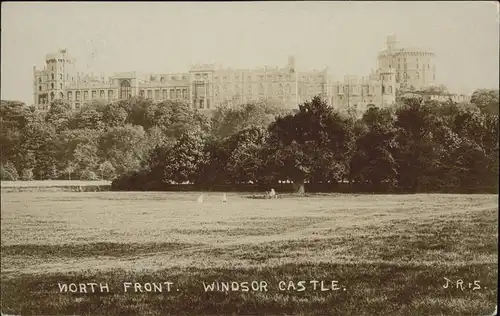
[[1, 167, 15, 180], [2, 162, 19, 180], [111, 170, 163, 191], [20, 168, 34, 181], [79, 169, 98, 180]]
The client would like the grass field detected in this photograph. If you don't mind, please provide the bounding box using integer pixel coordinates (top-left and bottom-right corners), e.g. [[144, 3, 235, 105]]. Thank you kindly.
[[1, 192, 498, 315]]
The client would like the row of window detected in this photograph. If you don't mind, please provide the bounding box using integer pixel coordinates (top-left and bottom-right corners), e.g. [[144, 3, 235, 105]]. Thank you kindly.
[[38, 73, 67, 83], [67, 90, 114, 101], [38, 91, 64, 104], [139, 89, 188, 100], [150, 75, 189, 82], [39, 83, 64, 91], [395, 72, 436, 81], [214, 83, 294, 94]]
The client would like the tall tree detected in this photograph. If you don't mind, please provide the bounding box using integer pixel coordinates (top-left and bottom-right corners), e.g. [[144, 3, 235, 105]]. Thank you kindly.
[[266, 96, 355, 193], [350, 106, 398, 190], [163, 128, 207, 184], [98, 124, 148, 176]]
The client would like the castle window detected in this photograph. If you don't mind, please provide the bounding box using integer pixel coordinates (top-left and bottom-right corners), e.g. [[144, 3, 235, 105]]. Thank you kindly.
[[39, 86, 42, 91], [75, 103, 80, 109], [416, 72, 420, 79], [92, 90, 96, 99], [388, 86, 393, 93], [51, 83, 54, 89], [206, 99, 210, 109], [160, 77, 165, 83], [60, 83, 63, 89], [170, 89, 175, 99], [109, 90, 114, 100], [182, 89, 188, 99], [162, 90, 167, 99], [140, 90, 145, 97], [277, 83, 284, 95], [100, 90, 105, 98], [199, 99, 203, 109], [119, 80, 130, 99], [67, 91, 72, 101], [60, 74, 63, 80], [51, 73, 54, 80], [83, 91, 88, 100], [155, 89, 160, 100], [176, 90, 181, 99], [50, 92, 54, 101], [39, 78, 42, 84], [76, 91, 81, 101], [59, 92, 64, 99], [147, 90, 153, 99]]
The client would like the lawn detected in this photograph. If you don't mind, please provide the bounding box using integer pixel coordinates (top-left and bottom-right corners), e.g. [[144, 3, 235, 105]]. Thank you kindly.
[[1, 192, 498, 315]]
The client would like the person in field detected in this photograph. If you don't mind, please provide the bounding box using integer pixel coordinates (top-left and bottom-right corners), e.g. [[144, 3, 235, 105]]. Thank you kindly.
[[267, 188, 277, 199], [222, 193, 227, 203]]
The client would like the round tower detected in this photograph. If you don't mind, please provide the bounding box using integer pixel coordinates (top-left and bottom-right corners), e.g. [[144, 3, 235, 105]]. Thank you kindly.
[[378, 35, 436, 91]]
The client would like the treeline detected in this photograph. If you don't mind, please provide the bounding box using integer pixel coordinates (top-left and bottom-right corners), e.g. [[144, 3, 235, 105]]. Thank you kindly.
[[1, 89, 498, 193]]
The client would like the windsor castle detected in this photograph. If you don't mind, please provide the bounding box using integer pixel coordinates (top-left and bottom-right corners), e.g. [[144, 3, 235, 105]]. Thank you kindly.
[[33, 35, 470, 115]]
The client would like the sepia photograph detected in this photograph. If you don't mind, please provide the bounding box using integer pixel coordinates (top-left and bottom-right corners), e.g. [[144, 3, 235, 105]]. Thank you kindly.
[[1, 1, 498, 315]]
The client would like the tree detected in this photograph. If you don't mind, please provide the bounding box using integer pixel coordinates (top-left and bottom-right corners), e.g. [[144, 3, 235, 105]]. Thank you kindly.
[[211, 101, 288, 140], [266, 96, 355, 193], [98, 124, 148, 176], [102, 102, 128, 127], [64, 162, 76, 180], [1, 161, 19, 180], [225, 126, 269, 184], [98, 161, 116, 180], [72, 142, 100, 174], [21, 168, 34, 181], [470, 89, 499, 115], [350, 107, 398, 191], [163, 128, 208, 184], [71, 104, 105, 130], [45, 100, 73, 132]]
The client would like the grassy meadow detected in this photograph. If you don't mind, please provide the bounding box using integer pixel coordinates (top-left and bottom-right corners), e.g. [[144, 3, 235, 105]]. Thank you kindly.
[[0, 191, 498, 315]]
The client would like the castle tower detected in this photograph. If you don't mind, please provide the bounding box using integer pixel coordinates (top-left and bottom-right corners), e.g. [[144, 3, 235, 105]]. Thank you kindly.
[[36, 49, 76, 105], [386, 34, 398, 52], [379, 68, 396, 107]]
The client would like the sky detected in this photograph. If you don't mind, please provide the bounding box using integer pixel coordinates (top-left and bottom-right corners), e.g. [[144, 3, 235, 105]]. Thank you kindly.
[[1, 1, 499, 105]]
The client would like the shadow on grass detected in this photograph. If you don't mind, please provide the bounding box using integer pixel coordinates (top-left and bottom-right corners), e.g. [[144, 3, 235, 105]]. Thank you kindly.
[[1, 242, 192, 258]]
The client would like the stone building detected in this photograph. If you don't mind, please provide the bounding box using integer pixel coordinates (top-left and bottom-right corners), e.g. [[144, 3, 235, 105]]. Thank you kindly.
[[377, 35, 437, 90], [34, 36, 413, 113]]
